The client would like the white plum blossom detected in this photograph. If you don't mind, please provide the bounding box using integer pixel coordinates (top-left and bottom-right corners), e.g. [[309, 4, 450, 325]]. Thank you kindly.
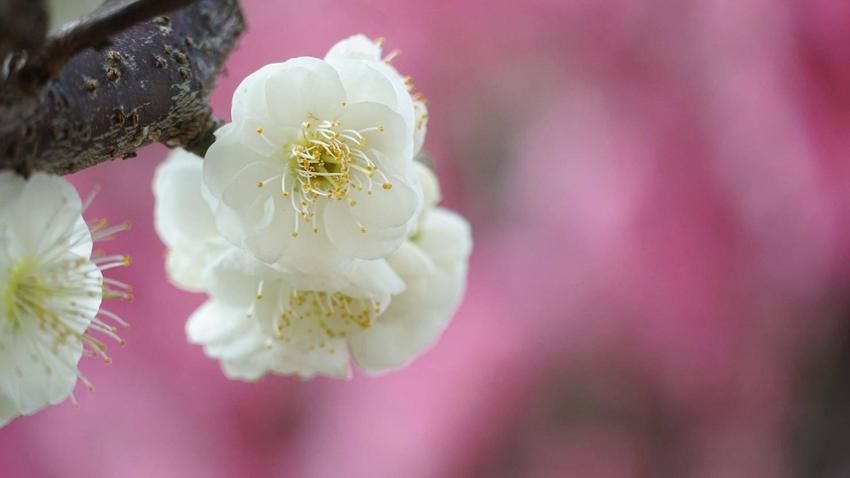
[[186, 248, 405, 379], [154, 146, 471, 379], [204, 36, 427, 273], [154, 36, 468, 380], [186, 203, 470, 380], [181, 166, 472, 380], [0, 173, 130, 427]]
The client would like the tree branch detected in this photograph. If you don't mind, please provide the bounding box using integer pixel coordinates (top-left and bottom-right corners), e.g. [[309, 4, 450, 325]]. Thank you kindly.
[[0, 0, 244, 175], [21, 0, 199, 87]]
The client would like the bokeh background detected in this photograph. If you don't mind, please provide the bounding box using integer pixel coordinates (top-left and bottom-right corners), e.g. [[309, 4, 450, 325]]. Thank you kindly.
[[4, 0, 850, 476]]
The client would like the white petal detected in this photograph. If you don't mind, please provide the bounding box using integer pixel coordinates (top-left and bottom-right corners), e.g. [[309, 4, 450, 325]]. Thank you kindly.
[[415, 160, 440, 214], [349, 260, 467, 373], [324, 34, 383, 62], [204, 248, 267, 307], [165, 236, 225, 292], [415, 208, 473, 267], [0, 328, 82, 419], [267, 342, 352, 379], [7, 173, 89, 259], [221, 161, 279, 212], [241, 195, 298, 264], [186, 300, 252, 346], [214, 161, 280, 249], [153, 149, 217, 249], [221, 355, 269, 382], [205, 327, 267, 361], [204, 129, 273, 199], [347, 173, 420, 230], [0, 390, 19, 427], [387, 240, 436, 280], [343, 258, 406, 297], [275, 210, 350, 273], [323, 200, 409, 260], [331, 59, 398, 111], [265, 57, 347, 127], [165, 244, 212, 292], [338, 101, 412, 169], [230, 117, 297, 158], [231, 62, 288, 123], [348, 307, 448, 373]]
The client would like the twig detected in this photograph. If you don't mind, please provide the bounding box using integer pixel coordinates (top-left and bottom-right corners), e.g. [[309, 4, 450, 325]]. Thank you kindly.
[[20, 0, 198, 87], [0, 0, 244, 175]]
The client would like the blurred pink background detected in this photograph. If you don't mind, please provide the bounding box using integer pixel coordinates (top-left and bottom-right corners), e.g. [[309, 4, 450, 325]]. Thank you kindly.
[[4, 0, 850, 476]]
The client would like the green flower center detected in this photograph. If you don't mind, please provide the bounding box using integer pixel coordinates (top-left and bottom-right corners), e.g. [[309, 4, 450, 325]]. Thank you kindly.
[[3, 258, 42, 329]]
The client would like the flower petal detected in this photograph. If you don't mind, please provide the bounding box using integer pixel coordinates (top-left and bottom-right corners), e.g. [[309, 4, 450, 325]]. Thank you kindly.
[[324, 34, 382, 62], [275, 217, 350, 273], [267, 342, 352, 379], [331, 59, 398, 111], [204, 248, 267, 307], [415, 161, 441, 210], [186, 300, 252, 346], [414, 208, 473, 267], [386, 240, 436, 280], [7, 173, 88, 258], [153, 150, 217, 249], [347, 173, 421, 230], [349, 260, 468, 373], [165, 243, 213, 292], [265, 57, 346, 127], [241, 195, 298, 264], [204, 128, 276, 199], [0, 328, 82, 418], [347, 307, 449, 373], [342, 258, 406, 297], [323, 200, 409, 260], [338, 101, 411, 168], [231, 63, 287, 123]]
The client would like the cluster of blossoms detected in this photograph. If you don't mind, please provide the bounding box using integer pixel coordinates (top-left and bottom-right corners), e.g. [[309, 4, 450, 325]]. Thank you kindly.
[[0, 173, 130, 426], [154, 35, 471, 379]]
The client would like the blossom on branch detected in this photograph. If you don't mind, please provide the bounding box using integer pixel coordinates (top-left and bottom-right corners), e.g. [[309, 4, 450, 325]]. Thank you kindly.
[[0, 173, 130, 427], [204, 36, 425, 273], [155, 147, 471, 379]]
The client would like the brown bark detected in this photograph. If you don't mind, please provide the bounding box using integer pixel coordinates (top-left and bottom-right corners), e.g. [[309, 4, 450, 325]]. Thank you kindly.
[[0, 0, 244, 175]]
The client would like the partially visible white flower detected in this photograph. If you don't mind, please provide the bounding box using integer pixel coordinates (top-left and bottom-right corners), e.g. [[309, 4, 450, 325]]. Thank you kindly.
[[153, 149, 227, 292], [326, 34, 429, 156], [189, 203, 472, 380], [205, 36, 426, 273], [0, 173, 130, 427], [187, 247, 405, 379]]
